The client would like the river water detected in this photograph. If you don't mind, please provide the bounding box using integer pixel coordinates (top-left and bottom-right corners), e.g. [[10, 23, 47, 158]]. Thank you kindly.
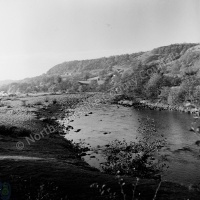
[[62, 104, 200, 185]]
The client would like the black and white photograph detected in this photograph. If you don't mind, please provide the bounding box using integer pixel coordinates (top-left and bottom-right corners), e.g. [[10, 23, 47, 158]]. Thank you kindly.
[[0, 0, 200, 199]]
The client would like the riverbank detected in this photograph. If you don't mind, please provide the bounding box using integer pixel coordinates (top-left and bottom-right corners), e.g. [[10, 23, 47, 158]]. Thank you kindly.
[[0, 93, 200, 199], [115, 95, 200, 115], [115, 96, 200, 133], [0, 93, 103, 199]]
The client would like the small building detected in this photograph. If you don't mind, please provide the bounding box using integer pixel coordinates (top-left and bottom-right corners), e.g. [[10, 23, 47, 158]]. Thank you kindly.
[[78, 81, 90, 86], [78, 76, 104, 86], [87, 77, 100, 81]]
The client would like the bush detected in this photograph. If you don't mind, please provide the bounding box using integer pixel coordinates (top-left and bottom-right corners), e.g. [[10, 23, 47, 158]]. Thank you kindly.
[[52, 98, 57, 104], [101, 117, 167, 178], [0, 101, 5, 107], [0, 125, 31, 137], [159, 87, 170, 102], [145, 73, 163, 99], [34, 101, 43, 106], [44, 96, 49, 103], [91, 174, 162, 200], [167, 86, 186, 105], [21, 99, 27, 106]]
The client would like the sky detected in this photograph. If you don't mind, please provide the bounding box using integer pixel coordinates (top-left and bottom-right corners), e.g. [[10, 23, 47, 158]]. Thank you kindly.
[[0, 0, 199, 81]]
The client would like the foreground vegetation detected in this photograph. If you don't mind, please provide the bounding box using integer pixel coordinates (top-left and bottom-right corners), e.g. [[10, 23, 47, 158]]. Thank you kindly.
[[101, 117, 167, 179]]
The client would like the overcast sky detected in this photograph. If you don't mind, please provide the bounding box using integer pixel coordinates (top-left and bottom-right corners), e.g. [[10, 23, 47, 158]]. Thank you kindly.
[[0, 0, 199, 81]]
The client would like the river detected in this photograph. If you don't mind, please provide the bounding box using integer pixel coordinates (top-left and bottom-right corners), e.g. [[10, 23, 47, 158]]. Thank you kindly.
[[61, 104, 200, 186]]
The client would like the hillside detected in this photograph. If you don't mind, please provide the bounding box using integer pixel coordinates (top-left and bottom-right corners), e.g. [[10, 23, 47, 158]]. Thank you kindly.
[[1, 43, 200, 100], [46, 43, 198, 76], [46, 51, 144, 76]]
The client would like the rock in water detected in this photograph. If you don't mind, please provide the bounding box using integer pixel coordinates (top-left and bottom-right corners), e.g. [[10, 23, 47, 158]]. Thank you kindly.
[[74, 129, 81, 132], [195, 140, 200, 146], [189, 127, 195, 132], [79, 152, 87, 157]]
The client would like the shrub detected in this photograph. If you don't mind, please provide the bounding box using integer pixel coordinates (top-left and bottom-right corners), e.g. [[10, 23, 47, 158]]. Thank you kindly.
[[159, 87, 170, 102], [34, 101, 43, 106], [44, 96, 49, 103], [91, 174, 162, 200], [101, 117, 167, 179], [21, 99, 27, 106], [0, 101, 5, 107], [52, 98, 57, 104], [167, 86, 186, 105], [0, 125, 31, 137]]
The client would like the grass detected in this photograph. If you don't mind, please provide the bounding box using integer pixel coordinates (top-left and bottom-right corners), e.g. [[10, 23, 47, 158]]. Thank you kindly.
[[90, 175, 163, 200], [0, 125, 31, 137]]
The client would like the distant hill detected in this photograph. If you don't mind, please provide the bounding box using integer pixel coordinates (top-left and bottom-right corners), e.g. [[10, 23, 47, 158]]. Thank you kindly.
[[0, 80, 16, 87]]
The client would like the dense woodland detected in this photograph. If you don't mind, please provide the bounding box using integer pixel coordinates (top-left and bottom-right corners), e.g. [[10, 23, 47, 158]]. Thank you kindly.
[[1, 43, 200, 105]]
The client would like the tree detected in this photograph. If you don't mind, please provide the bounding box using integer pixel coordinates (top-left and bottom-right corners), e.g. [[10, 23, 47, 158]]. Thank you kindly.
[[167, 86, 186, 105], [107, 66, 113, 72], [78, 84, 89, 92], [83, 72, 92, 80], [89, 80, 98, 91], [145, 73, 163, 99], [193, 85, 200, 105], [162, 75, 181, 87], [25, 86, 32, 93], [159, 87, 170, 102], [59, 79, 72, 91], [180, 75, 199, 102], [98, 69, 107, 79], [54, 76, 62, 84], [71, 81, 80, 92], [78, 85, 84, 93], [48, 84, 57, 93]]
